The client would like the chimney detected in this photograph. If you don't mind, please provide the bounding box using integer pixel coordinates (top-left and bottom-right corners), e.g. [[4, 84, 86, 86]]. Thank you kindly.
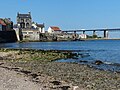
[[17, 12, 19, 15], [28, 12, 31, 15]]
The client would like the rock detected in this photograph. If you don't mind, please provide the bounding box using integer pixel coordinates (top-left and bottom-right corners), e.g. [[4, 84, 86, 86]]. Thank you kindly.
[[0, 57, 4, 60], [50, 81, 62, 85], [80, 60, 88, 63], [73, 86, 79, 90], [0, 62, 4, 65], [60, 86, 70, 90], [95, 60, 103, 65]]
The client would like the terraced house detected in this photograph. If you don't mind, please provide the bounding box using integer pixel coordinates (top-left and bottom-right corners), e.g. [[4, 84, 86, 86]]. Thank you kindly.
[[0, 19, 6, 31], [0, 18, 13, 31]]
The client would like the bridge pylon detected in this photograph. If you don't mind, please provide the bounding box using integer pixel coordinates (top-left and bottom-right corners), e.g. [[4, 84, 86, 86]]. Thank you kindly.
[[104, 30, 109, 38]]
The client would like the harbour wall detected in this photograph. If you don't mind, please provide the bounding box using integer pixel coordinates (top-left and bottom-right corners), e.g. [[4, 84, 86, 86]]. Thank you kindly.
[[0, 30, 17, 43]]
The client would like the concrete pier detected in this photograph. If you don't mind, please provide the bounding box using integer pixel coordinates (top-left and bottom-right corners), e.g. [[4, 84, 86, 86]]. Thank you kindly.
[[83, 31, 85, 34], [93, 30, 96, 35], [104, 30, 108, 38]]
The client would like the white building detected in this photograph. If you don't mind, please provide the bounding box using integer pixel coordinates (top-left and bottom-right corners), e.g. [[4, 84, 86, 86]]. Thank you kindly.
[[48, 26, 62, 34], [79, 34, 87, 39], [32, 23, 45, 33], [22, 29, 40, 40], [14, 23, 45, 41]]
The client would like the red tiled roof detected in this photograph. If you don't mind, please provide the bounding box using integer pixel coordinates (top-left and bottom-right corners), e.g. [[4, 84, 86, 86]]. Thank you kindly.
[[50, 26, 61, 31], [0, 19, 6, 26]]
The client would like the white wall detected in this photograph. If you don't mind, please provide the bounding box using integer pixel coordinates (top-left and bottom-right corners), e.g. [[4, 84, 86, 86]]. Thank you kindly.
[[48, 27, 61, 34], [14, 28, 20, 41], [79, 34, 87, 39], [32, 23, 37, 29], [48, 27, 53, 33], [39, 27, 45, 33]]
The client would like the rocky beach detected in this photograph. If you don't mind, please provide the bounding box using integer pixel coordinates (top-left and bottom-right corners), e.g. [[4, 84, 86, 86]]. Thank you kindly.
[[0, 48, 120, 90]]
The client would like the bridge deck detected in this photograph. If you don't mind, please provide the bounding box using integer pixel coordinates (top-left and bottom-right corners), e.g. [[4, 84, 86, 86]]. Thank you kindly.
[[63, 28, 120, 32]]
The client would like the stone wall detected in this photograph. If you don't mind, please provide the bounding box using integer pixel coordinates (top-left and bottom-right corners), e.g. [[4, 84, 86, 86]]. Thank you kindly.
[[0, 30, 17, 43]]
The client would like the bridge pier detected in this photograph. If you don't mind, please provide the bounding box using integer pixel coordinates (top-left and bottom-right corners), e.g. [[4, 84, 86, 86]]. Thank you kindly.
[[83, 31, 85, 34], [74, 31, 76, 34], [93, 30, 96, 35], [104, 30, 108, 38]]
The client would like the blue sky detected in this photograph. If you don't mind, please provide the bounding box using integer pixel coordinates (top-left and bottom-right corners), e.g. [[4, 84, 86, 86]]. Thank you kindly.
[[1, 0, 120, 30]]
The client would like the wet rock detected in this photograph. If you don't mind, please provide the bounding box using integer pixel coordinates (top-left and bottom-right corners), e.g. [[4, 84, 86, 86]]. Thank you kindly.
[[60, 86, 70, 90], [50, 81, 62, 85], [80, 53, 90, 58], [31, 73, 38, 78], [20, 70, 31, 75], [0, 62, 4, 65], [80, 60, 88, 63], [94, 60, 103, 65], [11, 67, 20, 70], [0, 57, 4, 60]]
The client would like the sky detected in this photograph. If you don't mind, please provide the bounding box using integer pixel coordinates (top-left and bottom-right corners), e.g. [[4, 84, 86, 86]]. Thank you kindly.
[[1, 0, 120, 31]]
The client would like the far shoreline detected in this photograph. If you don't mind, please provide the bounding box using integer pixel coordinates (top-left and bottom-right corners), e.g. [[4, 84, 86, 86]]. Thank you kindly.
[[17, 38, 120, 43], [81, 38, 120, 41]]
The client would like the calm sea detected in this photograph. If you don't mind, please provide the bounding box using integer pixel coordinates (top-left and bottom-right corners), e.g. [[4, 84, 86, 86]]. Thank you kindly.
[[1, 40, 120, 71]]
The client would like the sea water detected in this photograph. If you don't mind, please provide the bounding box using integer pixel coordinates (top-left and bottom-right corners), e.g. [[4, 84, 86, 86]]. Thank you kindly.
[[1, 40, 120, 71]]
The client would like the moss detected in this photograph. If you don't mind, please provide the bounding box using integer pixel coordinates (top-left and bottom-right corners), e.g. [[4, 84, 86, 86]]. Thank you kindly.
[[0, 48, 77, 63]]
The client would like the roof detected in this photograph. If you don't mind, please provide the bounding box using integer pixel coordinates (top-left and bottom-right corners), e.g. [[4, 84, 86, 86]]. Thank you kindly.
[[17, 13, 31, 19], [50, 26, 61, 31], [0, 19, 6, 26], [36, 24, 44, 28], [13, 24, 18, 28], [4, 18, 12, 24]]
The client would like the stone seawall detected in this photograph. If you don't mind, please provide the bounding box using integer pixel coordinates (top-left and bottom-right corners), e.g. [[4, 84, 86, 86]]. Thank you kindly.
[[0, 30, 17, 43]]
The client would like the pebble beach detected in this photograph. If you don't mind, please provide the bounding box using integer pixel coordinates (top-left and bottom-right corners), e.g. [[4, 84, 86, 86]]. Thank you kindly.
[[0, 49, 120, 90]]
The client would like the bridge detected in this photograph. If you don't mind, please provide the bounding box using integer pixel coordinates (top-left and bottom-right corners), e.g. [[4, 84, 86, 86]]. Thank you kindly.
[[62, 28, 120, 38]]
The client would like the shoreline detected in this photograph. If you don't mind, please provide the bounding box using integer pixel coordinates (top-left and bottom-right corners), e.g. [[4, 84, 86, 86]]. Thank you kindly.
[[81, 38, 120, 41], [17, 38, 120, 43], [0, 49, 120, 89]]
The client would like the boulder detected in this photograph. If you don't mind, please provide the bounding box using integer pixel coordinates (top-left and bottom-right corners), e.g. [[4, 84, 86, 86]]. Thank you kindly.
[[95, 60, 103, 65]]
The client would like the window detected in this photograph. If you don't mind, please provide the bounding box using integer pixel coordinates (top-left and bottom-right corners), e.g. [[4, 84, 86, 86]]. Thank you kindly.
[[22, 32, 27, 34], [20, 22, 25, 28], [26, 23, 29, 28], [21, 19, 24, 22], [28, 32, 33, 34], [26, 19, 29, 22]]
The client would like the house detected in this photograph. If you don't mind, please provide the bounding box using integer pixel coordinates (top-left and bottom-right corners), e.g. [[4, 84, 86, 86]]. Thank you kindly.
[[21, 23, 45, 41], [15, 12, 46, 41], [22, 29, 40, 41], [79, 34, 87, 39], [32, 23, 45, 33], [4, 18, 13, 31], [0, 19, 6, 31], [48, 26, 62, 34], [17, 12, 32, 29], [36, 23, 45, 33]]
